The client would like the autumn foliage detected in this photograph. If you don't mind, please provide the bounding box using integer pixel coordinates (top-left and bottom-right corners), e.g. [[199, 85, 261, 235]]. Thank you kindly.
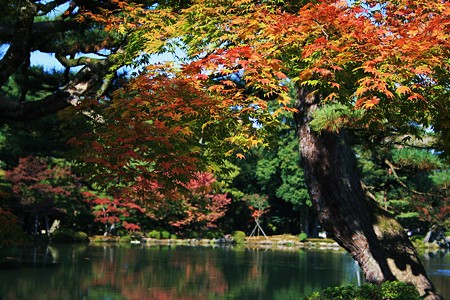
[[83, 192, 145, 232], [159, 172, 230, 230], [134, 172, 230, 232], [5, 156, 80, 218], [83, 172, 229, 233], [69, 0, 450, 242], [3, 156, 95, 234], [75, 0, 450, 188]]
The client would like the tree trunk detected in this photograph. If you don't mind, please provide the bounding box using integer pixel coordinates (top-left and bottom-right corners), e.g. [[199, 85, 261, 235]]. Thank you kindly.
[[294, 87, 442, 300]]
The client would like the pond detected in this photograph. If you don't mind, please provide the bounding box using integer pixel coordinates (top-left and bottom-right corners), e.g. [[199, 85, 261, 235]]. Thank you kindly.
[[0, 244, 448, 300]]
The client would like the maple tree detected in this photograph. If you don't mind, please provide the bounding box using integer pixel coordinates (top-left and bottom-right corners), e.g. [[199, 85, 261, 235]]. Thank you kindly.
[[4, 156, 90, 234], [83, 172, 229, 235], [75, 0, 449, 298], [143, 172, 230, 232], [242, 193, 269, 237], [0, 0, 199, 123], [83, 192, 145, 234]]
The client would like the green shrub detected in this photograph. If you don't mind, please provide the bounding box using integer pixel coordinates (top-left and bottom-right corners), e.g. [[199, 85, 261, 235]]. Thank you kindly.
[[130, 231, 143, 240], [52, 229, 90, 244], [160, 230, 171, 239], [444, 231, 450, 236], [170, 234, 178, 240], [204, 231, 214, 239], [412, 239, 425, 249], [232, 231, 246, 244], [186, 231, 199, 239], [74, 231, 90, 243], [381, 281, 421, 300], [205, 231, 223, 239], [299, 232, 308, 242], [147, 230, 161, 239], [304, 281, 421, 300], [116, 229, 127, 237], [52, 228, 75, 243], [410, 235, 424, 242], [119, 235, 132, 243]]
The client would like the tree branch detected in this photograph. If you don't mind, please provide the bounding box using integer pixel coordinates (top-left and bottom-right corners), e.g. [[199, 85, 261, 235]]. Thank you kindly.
[[384, 159, 429, 197], [0, 91, 72, 121], [0, 20, 81, 46], [56, 54, 104, 68], [0, 46, 124, 123], [0, 0, 36, 86]]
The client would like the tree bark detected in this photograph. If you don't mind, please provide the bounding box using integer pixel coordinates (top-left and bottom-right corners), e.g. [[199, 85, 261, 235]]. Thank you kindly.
[[294, 87, 442, 300]]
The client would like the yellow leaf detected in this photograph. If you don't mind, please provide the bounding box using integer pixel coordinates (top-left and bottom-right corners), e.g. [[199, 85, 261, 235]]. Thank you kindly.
[[355, 86, 367, 97], [277, 93, 292, 106], [395, 85, 411, 95], [324, 92, 338, 101], [413, 65, 432, 75], [330, 82, 340, 89], [208, 85, 224, 92], [407, 93, 425, 101], [275, 71, 287, 80], [236, 153, 246, 159], [362, 96, 380, 109]]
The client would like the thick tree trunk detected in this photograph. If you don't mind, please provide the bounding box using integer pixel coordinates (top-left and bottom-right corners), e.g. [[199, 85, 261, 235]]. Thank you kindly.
[[294, 88, 442, 300]]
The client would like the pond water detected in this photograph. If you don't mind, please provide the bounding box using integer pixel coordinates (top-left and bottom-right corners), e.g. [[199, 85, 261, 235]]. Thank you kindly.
[[0, 244, 448, 300]]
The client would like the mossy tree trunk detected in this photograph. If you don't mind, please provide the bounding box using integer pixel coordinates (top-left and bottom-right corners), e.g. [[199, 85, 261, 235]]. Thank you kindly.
[[294, 87, 442, 300]]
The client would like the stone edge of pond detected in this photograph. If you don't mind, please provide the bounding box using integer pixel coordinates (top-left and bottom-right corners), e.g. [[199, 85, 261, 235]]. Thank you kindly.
[[89, 235, 344, 251]]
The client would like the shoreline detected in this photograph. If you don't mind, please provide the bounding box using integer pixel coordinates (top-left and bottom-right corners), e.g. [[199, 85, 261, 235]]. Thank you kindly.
[[90, 234, 344, 251]]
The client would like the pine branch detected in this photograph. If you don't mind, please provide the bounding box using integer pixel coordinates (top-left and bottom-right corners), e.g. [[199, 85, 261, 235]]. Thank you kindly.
[[0, 46, 124, 123], [384, 159, 429, 197], [0, 0, 36, 86]]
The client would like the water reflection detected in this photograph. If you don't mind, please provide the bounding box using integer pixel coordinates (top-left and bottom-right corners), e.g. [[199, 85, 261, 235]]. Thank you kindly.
[[0, 245, 448, 300]]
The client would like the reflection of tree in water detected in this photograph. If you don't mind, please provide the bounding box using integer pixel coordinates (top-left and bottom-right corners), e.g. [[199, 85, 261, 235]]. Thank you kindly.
[[0, 245, 93, 300], [76, 246, 271, 300], [0, 246, 358, 300], [213, 249, 361, 300], [240, 248, 271, 297], [4, 246, 443, 299], [83, 246, 230, 300]]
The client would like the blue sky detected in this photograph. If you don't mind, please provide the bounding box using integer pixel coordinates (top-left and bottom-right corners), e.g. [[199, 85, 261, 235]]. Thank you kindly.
[[30, 51, 65, 71]]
